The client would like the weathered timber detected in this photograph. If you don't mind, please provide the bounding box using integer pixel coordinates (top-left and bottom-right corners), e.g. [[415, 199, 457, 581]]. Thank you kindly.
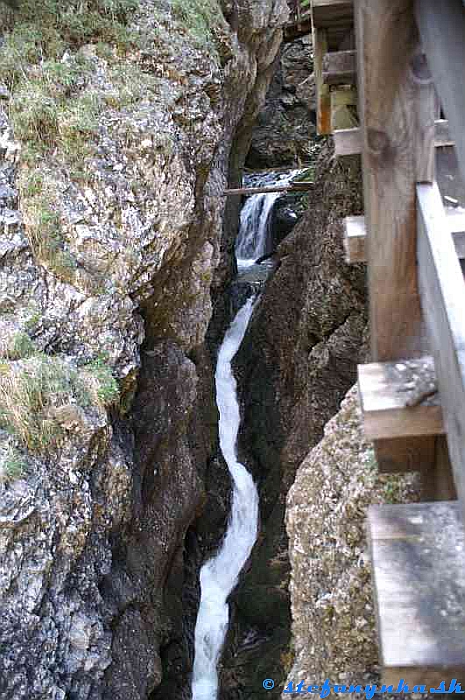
[[417, 181, 465, 522], [368, 502, 465, 686], [313, 28, 331, 135], [222, 183, 314, 196], [334, 119, 452, 157], [322, 49, 356, 84], [355, 0, 436, 362], [355, 0, 436, 475], [343, 209, 465, 264], [358, 358, 444, 441], [434, 119, 454, 148], [333, 127, 362, 156], [343, 215, 365, 263], [415, 0, 465, 189], [311, 0, 353, 25]]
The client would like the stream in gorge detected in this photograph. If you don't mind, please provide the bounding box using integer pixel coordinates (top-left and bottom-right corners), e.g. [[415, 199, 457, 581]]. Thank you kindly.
[[191, 170, 301, 700]]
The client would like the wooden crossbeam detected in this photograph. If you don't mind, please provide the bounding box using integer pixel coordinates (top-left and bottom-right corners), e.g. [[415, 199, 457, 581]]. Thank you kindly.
[[369, 502, 465, 686], [322, 49, 356, 84], [417, 181, 465, 522], [334, 119, 453, 157], [343, 209, 465, 264], [358, 358, 444, 441], [311, 0, 353, 26], [415, 0, 465, 192]]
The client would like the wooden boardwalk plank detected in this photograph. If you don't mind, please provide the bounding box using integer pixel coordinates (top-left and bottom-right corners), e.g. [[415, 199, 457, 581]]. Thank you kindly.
[[369, 502, 465, 685], [417, 181, 465, 521], [415, 0, 465, 190], [355, 0, 436, 362], [334, 120, 452, 157], [358, 358, 444, 441], [343, 209, 465, 264]]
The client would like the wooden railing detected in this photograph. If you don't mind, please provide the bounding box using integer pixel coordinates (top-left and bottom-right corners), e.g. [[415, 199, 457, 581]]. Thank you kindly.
[[310, 0, 465, 686]]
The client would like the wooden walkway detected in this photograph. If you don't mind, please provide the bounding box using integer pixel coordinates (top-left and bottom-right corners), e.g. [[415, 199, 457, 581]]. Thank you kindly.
[[291, 0, 465, 686]]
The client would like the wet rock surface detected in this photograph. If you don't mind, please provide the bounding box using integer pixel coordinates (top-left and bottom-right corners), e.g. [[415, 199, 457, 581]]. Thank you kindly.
[[0, 1, 289, 698]]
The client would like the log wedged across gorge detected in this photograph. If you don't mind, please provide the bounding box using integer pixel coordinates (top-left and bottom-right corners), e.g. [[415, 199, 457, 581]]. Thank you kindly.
[[222, 182, 314, 196]]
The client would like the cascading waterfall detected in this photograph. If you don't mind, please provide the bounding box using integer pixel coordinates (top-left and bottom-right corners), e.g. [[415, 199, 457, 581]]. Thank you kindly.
[[191, 169, 300, 700], [235, 170, 299, 268]]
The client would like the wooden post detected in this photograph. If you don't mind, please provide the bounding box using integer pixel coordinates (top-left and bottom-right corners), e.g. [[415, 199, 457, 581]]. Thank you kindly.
[[355, 0, 436, 361], [354, 0, 437, 474], [313, 27, 331, 135]]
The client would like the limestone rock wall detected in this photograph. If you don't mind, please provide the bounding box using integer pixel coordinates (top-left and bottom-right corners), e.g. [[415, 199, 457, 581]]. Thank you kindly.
[[285, 387, 421, 694], [247, 34, 316, 168], [0, 1, 288, 699]]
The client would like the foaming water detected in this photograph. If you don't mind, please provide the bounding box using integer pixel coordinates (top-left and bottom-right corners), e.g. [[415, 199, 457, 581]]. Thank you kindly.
[[235, 169, 301, 269], [191, 297, 259, 700]]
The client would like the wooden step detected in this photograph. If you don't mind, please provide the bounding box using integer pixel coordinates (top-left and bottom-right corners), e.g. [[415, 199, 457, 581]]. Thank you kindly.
[[334, 119, 453, 156], [358, 358, 444, 441], [344, 209, 465, 264], [322, 49, 356, 85], [368, 501, 465, 686]]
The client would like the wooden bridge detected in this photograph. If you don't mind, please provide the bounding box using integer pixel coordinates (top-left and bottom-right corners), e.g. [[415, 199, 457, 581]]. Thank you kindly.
[[288, 0, 465, 686]]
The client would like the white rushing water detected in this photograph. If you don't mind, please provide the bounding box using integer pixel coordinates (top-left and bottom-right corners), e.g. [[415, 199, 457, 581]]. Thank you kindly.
[[235, 170, 300, 268], [191, 297, 259, 700], [191, 168, 303, 699]]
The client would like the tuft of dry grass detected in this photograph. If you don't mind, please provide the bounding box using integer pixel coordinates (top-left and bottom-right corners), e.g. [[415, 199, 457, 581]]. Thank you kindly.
[[0, 354, 118, 452]]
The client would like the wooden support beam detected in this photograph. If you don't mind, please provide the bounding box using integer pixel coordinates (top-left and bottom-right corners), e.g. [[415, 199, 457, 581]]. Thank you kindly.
[[343, 209, 465, 264], [417, 181, 465, 522], [334, 120, 452, 157], [358, 358, 444, 441], [415, 0, 465, 191], [322, 49, 356, 84], [343, 215, 365, 263], [434, 119, 454, 148], [312, 0, 351, 5], [311, 0, 353, 28], [368, 502, 465, 686], [355, 0, 437, 476], [355, 0, 436, 362], [313, 27, 331, 135], [333, 127, 362, 156]]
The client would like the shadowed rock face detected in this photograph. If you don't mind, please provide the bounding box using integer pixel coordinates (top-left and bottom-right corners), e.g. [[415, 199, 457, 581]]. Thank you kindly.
[[247, 36, 317, 169], [0, 2, 289, 699], [219, 146, 368, 700]]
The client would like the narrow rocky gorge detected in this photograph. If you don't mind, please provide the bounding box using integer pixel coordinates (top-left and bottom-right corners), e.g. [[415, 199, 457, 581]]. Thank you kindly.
[[0, 2, 288, 698], [0, 2, 426, 699]]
